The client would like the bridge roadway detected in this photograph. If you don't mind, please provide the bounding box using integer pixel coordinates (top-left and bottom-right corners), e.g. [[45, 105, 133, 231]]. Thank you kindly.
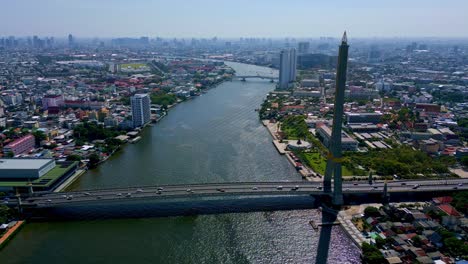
[[234, 75, 278, 80], [23, 179, 468, 207]]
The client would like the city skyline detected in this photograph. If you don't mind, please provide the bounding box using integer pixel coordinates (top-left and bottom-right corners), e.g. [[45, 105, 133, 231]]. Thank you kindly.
[[2, 0, 468, 38]]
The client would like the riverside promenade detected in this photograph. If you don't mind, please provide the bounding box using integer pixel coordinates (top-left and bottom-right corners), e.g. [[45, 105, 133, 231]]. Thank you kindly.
[[262, 120, 321, 182], [0, 221, 25, 249]]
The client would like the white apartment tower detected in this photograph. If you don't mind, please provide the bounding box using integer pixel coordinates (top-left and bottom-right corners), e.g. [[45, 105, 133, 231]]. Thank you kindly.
[[278, 48, 297, 89], [131, 93, 151, 128]]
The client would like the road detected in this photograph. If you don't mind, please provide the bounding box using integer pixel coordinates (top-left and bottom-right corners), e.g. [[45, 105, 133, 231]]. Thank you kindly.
[[18, 179, 468, 207]]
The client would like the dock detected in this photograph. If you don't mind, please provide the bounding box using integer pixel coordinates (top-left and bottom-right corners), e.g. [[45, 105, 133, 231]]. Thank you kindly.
[[318, 221, 340, 226], [272, 140, 287, 155]]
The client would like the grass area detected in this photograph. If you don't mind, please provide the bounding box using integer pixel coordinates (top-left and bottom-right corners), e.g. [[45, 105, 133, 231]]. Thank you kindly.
[[281, 115, 309, 139], [120, 63, 147, 69], [298, 152, 357, 176]]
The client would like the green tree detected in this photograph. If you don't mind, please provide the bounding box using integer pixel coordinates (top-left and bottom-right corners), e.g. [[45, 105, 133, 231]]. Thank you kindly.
[[451, 191, 468, 214], [32, 130, 47, 147], [88, 153, 101, 168], [0, 205, 12, 224], [66, 154, 82, 162], [444, 237, 468, 257], [462, 156, 468, 167], [412, 235, 422, 247], [375, 236, 386, 249], [362, 242, 385, 264], [364, 206, 380, 218]]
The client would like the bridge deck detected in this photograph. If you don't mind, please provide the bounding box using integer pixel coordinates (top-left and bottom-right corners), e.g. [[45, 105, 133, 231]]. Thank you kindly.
[[22, 179, 468, 208]]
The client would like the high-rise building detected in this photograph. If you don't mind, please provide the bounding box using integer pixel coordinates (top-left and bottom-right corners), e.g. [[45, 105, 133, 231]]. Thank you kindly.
[[298, 42, 310, 54], [323, 32, 349, 206], [279, 50, 290, 89], [68, 34, 74, 47], [278, 48, 297, 89], [131, 94, 151, 128], [289, 48, 297, 82]]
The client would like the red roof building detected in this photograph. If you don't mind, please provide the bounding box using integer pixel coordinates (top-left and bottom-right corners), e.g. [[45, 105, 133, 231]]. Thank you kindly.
[[432, 196, 453, 205], [3, 134, 35, 156], [438, 204, 462, 217]]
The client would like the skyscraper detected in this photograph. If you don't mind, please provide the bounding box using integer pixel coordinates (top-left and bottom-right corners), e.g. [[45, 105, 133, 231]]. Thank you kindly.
[[323, 32, 349, 206], [298, 42, 310, 54], [278, 48, 297, 89], [131, 94, 151, 128], [68, 34, 74, 47], [289, 48, 297, 83]]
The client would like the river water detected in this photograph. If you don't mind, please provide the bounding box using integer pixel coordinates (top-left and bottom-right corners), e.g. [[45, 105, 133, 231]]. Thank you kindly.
[[0, 62, 360, 264]]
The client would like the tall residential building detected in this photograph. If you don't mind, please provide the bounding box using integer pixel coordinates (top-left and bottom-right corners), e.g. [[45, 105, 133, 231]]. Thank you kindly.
[[278, 48, 297, 90], [290, 48, 297, 83], [131, 94, 151, 128], [298, 42, 310, 54]]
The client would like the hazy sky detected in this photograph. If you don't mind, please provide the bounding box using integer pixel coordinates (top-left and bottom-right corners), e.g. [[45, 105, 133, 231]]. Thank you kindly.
[[2, 0, 468, 38]]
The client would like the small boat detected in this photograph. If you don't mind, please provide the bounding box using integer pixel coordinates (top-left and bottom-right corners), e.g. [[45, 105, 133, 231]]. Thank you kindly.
[[309, 220, 319, 231], [130, 136, 142, 144]]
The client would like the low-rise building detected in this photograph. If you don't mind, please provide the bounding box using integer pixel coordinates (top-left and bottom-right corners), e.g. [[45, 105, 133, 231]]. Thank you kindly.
[[316, 124, 358, 151], [3, 134, 35, 156], [0, 158, 56, 179]]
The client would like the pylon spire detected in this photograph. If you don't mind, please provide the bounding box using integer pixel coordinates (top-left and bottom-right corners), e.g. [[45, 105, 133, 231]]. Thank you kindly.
[[342, 31, 347, 44]]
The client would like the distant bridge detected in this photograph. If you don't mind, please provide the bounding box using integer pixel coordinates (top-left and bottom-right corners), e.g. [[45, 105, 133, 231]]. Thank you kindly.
[[234, 75, 278, 81]]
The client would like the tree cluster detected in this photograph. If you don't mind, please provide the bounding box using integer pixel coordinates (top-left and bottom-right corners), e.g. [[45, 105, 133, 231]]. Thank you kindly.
[[347, 146, 450, 178], [73, 122, 122, 143], [361, 242, 385, 264], [150, 92, 177, 107], [281, 115, 309, 139]]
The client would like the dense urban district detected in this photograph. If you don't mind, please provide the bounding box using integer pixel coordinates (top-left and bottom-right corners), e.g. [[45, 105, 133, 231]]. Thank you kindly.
[[0, 35, 467, 263]]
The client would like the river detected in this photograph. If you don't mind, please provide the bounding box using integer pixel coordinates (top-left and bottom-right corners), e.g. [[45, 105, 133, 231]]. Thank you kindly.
[[0, 62, 360, 264]]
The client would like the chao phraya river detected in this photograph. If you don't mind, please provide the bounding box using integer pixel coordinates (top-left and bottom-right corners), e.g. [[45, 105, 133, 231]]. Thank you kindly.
[[0, 62, 360, 264]]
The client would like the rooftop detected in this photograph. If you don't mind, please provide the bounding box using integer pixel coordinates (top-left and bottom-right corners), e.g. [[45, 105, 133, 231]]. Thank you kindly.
[[0, 158, 54, 170], [4, 134, 34, 148], [0, 161, 77, 188]]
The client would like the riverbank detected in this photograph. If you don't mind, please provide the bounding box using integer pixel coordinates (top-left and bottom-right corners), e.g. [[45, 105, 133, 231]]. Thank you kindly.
[[262, 120, 321, 182], [337, 205, 378, 248], [0, 221, 25, 250], [54, 169, 86, 192]]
